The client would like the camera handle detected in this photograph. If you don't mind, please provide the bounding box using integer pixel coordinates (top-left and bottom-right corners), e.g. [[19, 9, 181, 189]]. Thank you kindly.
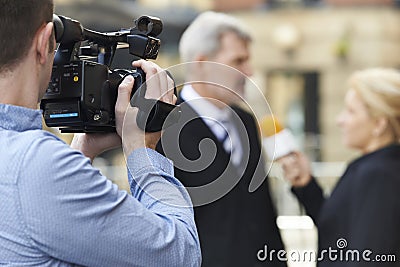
[[132, 97, 181, 132], [128, 70, 181, 132]]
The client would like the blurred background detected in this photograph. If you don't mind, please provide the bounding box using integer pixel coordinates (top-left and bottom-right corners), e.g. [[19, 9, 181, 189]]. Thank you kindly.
[[52, 0, 400, 265]]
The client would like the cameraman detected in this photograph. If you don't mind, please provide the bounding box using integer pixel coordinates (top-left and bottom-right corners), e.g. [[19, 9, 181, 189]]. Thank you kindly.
[[0, 1, 201, 266]]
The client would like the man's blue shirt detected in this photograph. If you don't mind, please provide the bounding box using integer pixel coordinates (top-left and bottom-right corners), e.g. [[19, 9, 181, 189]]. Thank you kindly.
[[0, 104, 201, 266]]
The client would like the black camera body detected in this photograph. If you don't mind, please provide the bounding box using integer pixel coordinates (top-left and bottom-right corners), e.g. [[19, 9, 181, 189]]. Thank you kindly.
[[42, 60, 144, 133], [41, 15, 179, 133]]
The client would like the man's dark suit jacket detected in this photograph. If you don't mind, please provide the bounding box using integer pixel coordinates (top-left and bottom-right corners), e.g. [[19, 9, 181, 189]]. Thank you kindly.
[[156, 97, 286, 267], [293, 144, 400, 267]]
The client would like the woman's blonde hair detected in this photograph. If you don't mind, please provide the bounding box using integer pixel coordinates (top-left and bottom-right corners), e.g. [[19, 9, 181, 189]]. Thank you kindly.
[[349, 68, 400, 142]]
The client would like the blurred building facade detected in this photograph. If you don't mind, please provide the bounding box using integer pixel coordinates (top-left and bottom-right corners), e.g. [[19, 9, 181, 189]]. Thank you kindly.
[[235, 3, 400, 163]]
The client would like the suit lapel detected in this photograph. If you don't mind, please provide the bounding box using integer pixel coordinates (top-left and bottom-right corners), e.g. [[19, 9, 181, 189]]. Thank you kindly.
[[177, 96, 231, 158], [177, 96, 246, 174]]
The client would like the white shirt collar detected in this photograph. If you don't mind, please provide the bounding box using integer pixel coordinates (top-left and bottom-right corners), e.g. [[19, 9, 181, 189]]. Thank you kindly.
[[181, 84, 233, 140], [180, 84, 231, 124]]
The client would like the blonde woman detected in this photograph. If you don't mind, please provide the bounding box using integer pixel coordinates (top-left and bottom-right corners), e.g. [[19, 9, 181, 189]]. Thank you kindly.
[[281, 68, 400, 266]]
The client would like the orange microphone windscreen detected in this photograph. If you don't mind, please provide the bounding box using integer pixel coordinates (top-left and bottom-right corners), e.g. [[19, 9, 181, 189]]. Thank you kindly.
[[260, 115, 283, 137]]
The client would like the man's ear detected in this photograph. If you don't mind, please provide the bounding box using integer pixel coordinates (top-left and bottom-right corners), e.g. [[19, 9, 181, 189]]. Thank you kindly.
[[36, 22, 54, 65], [375, 116, 390, 137], [193, 54, 209, 72], [194, 54, 208, 62]]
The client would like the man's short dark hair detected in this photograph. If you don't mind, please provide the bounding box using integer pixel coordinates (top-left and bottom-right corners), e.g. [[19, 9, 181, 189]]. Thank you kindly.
[[0, 0, 54, 73]]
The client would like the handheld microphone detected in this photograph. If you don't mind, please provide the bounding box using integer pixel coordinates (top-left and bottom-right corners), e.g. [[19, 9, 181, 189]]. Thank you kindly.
[[260, 115, 297, 160]]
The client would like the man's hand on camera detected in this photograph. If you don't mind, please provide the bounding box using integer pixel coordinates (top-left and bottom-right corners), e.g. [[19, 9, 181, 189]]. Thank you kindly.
[[70, 133, 121, 162], [115, 60, 176, 156]]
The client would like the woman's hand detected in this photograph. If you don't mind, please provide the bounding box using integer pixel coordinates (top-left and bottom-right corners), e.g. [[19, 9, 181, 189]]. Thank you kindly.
[[278, 151, 312, 188]]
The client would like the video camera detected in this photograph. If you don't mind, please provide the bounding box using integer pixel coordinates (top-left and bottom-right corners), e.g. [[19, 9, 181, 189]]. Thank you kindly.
[[40, 14, 181, 133]]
